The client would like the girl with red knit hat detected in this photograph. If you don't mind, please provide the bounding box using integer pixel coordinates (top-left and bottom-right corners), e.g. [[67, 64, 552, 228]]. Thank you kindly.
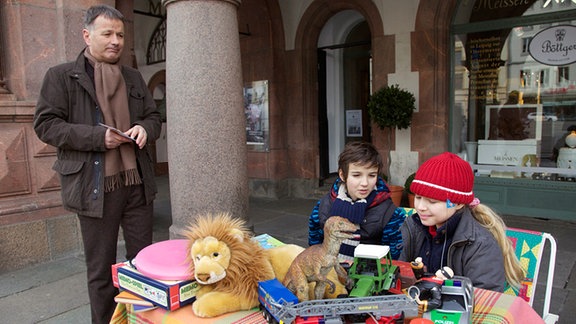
[[399, 152, 524, 292]]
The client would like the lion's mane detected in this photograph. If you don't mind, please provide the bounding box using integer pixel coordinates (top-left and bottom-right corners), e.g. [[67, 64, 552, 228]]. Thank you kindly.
[[184, 212, 275, 302]]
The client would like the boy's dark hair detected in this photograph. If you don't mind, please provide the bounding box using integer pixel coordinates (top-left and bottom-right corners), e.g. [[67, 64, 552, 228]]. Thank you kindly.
[[338, 141, 383, 179], [84, 4, 124, 29]]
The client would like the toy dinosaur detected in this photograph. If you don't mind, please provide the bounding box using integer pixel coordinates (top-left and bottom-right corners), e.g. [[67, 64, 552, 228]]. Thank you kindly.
[[283, 216, 358, 301]]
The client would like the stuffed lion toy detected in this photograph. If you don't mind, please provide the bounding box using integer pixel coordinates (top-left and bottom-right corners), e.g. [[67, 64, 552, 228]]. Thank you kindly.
[[185, 212, 304, 317]]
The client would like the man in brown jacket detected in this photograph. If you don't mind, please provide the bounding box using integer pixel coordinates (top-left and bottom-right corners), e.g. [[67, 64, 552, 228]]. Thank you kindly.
[[34, 5, 161, 324]]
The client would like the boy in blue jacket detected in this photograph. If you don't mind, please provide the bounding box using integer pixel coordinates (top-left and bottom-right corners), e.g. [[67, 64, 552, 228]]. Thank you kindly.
[[308, 141, 405, 261]]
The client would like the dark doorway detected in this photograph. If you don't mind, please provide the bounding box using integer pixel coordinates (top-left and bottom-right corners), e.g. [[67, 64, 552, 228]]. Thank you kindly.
[[317, 49, 330, 181], [317, 20, 372, 182]]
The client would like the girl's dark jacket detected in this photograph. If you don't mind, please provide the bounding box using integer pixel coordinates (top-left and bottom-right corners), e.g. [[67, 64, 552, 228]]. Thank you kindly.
[[33, 50, 162, 218], [399, 208, 506, 292]]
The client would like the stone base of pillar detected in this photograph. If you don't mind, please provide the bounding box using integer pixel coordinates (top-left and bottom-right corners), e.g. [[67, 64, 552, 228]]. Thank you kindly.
[[0, 210, 83, 273], [0, 93, 16, 101]]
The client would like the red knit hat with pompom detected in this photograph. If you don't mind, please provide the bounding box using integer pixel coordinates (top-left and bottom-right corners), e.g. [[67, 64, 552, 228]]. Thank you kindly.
[[410, 152, 474, 205]]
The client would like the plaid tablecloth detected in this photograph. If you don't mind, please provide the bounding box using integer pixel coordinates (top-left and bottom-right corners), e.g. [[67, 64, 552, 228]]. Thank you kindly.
[[111, 303, 266, 324], [112, 287, 544, 324], [472, 287, 545, 324]]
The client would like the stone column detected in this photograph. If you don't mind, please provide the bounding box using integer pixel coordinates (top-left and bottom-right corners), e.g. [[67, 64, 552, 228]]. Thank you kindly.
[[162, 0, 247, 237], [0, 28, 8, 95]]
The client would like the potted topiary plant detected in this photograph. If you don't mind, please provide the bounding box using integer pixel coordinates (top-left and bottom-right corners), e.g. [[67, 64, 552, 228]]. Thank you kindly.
[[404, 172, 416, 208], [368, 84, 416, 206], [368, 84, 416, 131]]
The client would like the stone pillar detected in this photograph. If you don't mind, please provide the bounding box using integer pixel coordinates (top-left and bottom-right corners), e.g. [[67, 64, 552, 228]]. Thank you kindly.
[[0, 28, 8, 96], [0, 17, 17, 100], [162, 0, 247, 237]]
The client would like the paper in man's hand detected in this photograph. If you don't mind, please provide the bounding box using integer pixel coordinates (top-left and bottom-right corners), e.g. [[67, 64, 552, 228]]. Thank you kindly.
[[99, 123, 136, 141]]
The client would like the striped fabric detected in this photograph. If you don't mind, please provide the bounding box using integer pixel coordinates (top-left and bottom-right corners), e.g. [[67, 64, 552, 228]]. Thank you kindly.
[[308, 200, 324, 246], [381, 207, 408, 259]]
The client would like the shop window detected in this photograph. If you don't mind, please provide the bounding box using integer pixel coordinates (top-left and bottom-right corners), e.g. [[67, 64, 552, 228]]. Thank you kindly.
[[451, 0, 576, 181], [455, 72, 464, 90], [543, 0, 575, 9], [540, 69, 549, 87], [520, 70, 533, 88], [558, 66, 569, 84], [521, 37, 532, 55]]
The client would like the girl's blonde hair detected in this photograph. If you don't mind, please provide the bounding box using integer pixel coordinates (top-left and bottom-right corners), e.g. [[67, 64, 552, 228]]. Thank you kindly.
[[470, 203, 525, 287]]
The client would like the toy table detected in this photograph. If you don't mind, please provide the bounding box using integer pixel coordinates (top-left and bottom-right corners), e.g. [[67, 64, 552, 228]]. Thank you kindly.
[[112, 287, 544, 324], [111, 260, 545, 324], [111, 304, 265, 324]]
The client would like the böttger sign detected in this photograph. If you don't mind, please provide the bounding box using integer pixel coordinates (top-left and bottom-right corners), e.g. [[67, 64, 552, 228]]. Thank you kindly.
[[529, 25, 576, 66]]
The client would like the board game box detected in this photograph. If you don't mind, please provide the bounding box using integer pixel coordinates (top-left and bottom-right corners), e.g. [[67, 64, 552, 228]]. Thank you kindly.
[[111, 261, 199, 311]]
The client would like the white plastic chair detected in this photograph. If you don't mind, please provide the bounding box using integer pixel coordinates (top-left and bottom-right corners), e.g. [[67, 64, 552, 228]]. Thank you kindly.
[[504, 227, 559, 324]]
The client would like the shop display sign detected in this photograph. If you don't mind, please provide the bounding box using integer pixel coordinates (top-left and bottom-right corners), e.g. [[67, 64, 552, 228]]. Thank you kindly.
[[529, 25, 576, 66], [244, 80, 269, 151]]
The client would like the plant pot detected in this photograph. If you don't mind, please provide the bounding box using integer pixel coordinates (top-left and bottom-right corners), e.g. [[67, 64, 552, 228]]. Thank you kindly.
[[408, 193, 415, 208], [388, 185, 404, 207]]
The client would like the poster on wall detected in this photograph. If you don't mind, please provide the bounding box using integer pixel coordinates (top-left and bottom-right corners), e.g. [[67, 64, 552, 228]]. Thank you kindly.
[[346, 110, 363, 137], [244, 80, 269, 151]]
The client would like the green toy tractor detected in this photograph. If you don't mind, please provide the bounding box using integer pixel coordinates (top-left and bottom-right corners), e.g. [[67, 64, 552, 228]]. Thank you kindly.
[[348, 244, 401, 297]]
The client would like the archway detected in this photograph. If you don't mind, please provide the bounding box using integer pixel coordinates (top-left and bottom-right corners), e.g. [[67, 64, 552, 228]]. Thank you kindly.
[[147, 69, 168, 175], [318, 12, 371, 176], [295, 0, 388, 181]]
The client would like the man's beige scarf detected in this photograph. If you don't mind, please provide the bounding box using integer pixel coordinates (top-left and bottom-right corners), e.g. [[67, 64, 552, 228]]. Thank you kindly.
[[84, 48, 141, 192]]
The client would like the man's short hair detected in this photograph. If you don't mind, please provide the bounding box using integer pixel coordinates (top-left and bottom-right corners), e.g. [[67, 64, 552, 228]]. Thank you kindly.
[[84, 4, 124, 29]]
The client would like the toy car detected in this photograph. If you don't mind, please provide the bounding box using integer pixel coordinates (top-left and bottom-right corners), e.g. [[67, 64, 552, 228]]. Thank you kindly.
[[422, 276, 474, 324]]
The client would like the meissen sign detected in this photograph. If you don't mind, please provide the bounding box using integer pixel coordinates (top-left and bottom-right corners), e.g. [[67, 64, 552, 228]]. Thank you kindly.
[[529, 25, 576, 66]]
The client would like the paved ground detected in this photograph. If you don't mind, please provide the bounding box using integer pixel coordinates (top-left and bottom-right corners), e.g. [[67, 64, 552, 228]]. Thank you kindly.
[[0, 175, 575, 323]]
